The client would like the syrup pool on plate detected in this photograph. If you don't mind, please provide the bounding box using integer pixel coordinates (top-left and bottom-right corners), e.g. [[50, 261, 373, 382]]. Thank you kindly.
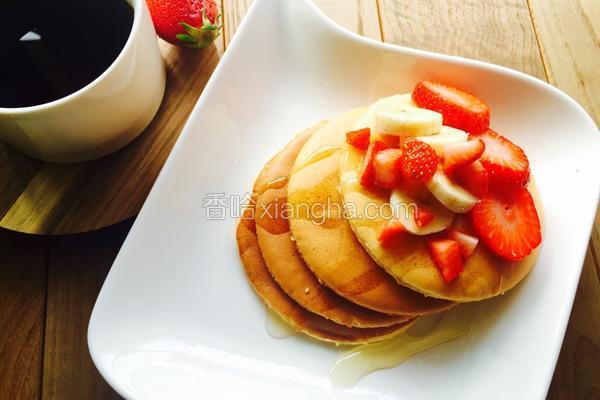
[[265, 308, 296, 339], [328, 304, 479, 388]]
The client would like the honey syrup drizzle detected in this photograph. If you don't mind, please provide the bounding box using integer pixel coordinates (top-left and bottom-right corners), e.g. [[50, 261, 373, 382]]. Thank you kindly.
[[292, 145, 339, 173], [256, 176, 289, 195], [265, 308, 296, 339], [254, 176, 291, 235], [328, 305, 478, 388]]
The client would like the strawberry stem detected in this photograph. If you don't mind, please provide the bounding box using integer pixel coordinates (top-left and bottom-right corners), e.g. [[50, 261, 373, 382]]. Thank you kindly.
[[177, 11, 222, 49]]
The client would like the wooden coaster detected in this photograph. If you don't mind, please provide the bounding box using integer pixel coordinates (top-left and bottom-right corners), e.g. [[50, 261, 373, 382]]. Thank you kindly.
[[0, 41, 222, 235]]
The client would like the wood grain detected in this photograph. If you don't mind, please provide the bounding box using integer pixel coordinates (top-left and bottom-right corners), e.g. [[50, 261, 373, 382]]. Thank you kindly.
[[0, 230, 47, 399], [548, 249, 600, 399], [0, 32, 223, 235], [223, 0, 382, 45], [223, 0, 252, 45], [309, 0, 382, 40], [527, 1, 600, 397], [378, 0, 546, 79], [42, 221, 132, 400], [528, 0, 599, 123]]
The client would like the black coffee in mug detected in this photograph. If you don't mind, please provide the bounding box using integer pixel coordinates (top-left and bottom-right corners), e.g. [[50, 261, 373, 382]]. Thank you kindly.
[[0, 0, 134, 108]]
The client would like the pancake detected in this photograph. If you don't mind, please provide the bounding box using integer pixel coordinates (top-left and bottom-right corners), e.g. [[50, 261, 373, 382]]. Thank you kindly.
[[255, 127, 408, 328], [237, 206, 413, 344], [338, 95, 541, 301], [287, 109, 452, 315]]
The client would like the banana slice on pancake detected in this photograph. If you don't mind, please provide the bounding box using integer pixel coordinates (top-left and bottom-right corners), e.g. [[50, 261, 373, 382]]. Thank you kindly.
[[418, 126, 468, 155], [375, 106, 442, 137], [390, 188, 454, 235], [426, 169, 478, 213]]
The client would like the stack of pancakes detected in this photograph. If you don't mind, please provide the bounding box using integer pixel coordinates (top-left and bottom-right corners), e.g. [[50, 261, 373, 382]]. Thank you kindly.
[[237, 97, 539, 345]]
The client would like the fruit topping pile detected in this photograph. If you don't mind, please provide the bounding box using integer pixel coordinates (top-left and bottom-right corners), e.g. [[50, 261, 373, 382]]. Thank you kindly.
[[346, 81, 541, 282]]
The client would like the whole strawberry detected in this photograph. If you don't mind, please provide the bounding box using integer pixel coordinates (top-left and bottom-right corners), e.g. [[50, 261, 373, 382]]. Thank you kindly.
[[147, 0, 221, 48]]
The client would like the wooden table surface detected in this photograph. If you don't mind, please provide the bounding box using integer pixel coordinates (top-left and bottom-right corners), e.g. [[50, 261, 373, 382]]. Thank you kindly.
[[1, 0, 598, 398]]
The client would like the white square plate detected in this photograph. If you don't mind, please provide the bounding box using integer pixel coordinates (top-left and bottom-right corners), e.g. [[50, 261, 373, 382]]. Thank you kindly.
[[88, 0, 600, 398]]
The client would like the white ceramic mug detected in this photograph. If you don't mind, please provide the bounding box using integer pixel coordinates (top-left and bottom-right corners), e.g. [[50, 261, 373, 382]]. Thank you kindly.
[[0, 0, 166, 163]]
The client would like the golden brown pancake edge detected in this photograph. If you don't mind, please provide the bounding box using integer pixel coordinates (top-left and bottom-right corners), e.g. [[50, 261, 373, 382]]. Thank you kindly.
[[254, 126, 410, 328], [236, 207, 413, 344]]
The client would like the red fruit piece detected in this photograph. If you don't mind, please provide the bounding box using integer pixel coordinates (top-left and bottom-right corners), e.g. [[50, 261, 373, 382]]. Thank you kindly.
[[477, 129, 530, 193], [412, 80, 490, 134], [443, 139, 485, 174], [414, 204, 434, 227], [360, 140, 389, 187], [379, 133, 400, 148], [379, 218, 407, 244], [147, 0, 221, 48], [428, 239, 464, 282], [346, 128, 371, 151], [447, 229, 479, 259], [399, 138, 439, 183], [451, 213, 475, 235], [455, 160, 489, 198], [470, 188, 541, 261], [373, 149, 403, 188]]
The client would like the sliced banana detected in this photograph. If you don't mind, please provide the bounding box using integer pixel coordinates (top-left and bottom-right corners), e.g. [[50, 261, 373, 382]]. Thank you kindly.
[[426, 169, 478, 213], [390, 188, 454, 235], [375, 106, 442, 137], [418, 126, 468, 155], [352, 94, 414, 136]]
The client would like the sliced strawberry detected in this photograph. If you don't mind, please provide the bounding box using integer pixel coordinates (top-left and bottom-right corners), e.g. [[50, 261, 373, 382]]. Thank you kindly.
[[380, 133, 400, 148], [443, 139, 485, 174], [373, 149, 403, 188], [346, 128, 371, 151], [428, 239, 464, 282], [414, 204, 434, 227], [379, 218, 407, 244], [451, 213, 475, 235], [454, 160, 489, 198], [412, 81, 490, 134], [470, 188, 541, 261], [477, 129, 530, 193], [399, 138, 439, 183], [447, 229, 479, 259], [360, 140, 389, 187]]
